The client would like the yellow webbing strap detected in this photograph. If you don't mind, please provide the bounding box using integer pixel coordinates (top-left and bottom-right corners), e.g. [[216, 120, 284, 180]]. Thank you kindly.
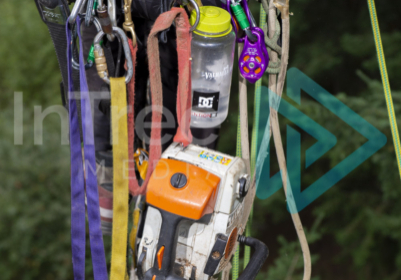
[[367, 0, 401, 178], [110, 77, 130, 280]]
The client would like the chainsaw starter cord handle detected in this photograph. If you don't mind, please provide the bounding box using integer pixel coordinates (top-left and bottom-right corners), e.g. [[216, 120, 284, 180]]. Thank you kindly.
[[237, 235, 269, 280]]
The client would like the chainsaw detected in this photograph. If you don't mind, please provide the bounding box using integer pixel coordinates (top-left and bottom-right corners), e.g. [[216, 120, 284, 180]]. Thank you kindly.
[[135, 143, 268, 280]]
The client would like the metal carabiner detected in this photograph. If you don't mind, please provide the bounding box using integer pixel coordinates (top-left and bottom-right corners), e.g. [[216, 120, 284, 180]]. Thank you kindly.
[[170, 0, 200, 32], [69, 0, 87, 24], [93, 27, 134, 84], [122, 0, 137, 47], [188, 0, 200, 32], [71, 16, 102, 70], [228, 0, 257, 43], [108, 0, 117, 30], [97, 0, 116, 41]]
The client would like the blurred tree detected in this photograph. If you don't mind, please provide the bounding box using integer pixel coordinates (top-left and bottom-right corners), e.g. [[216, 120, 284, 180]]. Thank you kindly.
[[0, 0, 61, 109]]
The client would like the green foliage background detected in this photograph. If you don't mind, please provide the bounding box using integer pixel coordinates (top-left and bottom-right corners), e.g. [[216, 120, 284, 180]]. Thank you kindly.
[[0, 0, 400, 279]]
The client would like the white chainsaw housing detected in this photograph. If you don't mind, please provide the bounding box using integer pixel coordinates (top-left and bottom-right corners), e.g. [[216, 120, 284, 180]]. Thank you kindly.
[[137, 143, 249, 279]]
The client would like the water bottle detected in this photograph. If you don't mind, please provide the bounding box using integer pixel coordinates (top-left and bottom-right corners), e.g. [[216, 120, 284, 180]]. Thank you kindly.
[[190, 6, 236, 128]]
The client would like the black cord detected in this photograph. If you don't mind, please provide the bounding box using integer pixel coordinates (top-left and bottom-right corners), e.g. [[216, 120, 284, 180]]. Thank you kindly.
[[115, 34, 123, 77]]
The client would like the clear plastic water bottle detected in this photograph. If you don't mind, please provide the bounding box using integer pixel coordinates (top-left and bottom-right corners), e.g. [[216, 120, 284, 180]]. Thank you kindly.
[[190, 6, 236, 128]]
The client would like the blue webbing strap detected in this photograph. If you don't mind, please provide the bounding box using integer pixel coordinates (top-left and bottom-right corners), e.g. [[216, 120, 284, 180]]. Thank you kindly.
[[66, 17, 108, 280]]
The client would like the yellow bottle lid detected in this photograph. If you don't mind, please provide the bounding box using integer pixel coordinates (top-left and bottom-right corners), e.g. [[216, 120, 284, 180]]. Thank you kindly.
[[190, 6, 233, 38]]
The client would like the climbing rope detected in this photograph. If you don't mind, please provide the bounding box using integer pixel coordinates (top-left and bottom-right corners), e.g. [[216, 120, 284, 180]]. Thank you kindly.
[[262, 0, 282, 74], [269, 0, 312, 279], [234, 0, 285, 277], [232, 115, 242, 280], [243, 2, 268, 269], [251, 3, 266, 176], [367, 0, 401, 179], [233, 40, 252, 279], [244, 1, 312, 280]]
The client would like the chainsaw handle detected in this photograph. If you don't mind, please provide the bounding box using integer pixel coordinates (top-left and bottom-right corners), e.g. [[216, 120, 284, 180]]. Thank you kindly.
[[237, 236, 269, 280]]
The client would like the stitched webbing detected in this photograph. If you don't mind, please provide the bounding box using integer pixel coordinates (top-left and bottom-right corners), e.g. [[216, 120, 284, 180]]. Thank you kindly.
[[125, 39, 145, 196], [148, 7, 193, 147], [66, 16, 108, 280], [110, 77, 130, 280]]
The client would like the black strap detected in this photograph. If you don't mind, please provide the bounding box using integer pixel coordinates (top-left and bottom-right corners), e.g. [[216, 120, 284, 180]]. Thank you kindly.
[[34, 0, 116, 111], [35, 0, 80, 110]]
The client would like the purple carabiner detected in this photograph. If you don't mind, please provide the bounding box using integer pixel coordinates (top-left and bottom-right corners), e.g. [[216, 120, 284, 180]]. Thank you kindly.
[[239, 28, 269, 83]]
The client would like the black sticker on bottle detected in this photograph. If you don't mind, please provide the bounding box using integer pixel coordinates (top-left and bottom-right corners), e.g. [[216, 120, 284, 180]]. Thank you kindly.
[[192, 91, 220, 118]]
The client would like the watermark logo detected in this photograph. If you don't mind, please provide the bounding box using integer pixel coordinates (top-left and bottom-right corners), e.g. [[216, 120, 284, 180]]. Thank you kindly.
[[11, 67, 388, 209], [256, 68, 387, 212]]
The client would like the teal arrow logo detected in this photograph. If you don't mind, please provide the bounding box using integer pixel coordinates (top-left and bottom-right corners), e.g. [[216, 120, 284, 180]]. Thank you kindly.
[[256, 68, 387, 212]]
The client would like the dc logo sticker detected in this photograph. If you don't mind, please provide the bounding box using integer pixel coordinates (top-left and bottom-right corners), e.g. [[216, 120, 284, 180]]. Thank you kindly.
[[199, 97, 214, 108]]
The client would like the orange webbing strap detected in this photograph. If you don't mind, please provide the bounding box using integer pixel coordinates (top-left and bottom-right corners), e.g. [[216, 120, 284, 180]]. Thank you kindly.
[[148, 7, 193, 147], [125, 39, 140, 196], [125, 36, 163, 196]]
